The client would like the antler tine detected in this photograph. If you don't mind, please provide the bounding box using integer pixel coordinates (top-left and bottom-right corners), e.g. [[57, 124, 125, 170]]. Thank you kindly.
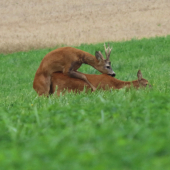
[[104, 43, 108, 59], [107, 43, 112, 59], [104, 43, 112, 59]]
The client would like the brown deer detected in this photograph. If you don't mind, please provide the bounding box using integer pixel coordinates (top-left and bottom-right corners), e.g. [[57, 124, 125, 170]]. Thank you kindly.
[[50, 70, 150, 96], [33, 44, 115, 96]]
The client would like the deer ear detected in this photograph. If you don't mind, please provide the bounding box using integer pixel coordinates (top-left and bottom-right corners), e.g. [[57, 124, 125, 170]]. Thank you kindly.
[[95, 51, 103, 61], [137, 70, 143, 81]]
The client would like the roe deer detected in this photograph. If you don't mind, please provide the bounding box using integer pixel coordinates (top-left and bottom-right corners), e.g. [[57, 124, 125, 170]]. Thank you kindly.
[[33, 44, 115, 96], [50, 70, 150, 96]]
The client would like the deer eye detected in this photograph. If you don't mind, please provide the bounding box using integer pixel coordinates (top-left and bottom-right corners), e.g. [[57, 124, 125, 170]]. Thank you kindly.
[[106, 66, 110, 69]]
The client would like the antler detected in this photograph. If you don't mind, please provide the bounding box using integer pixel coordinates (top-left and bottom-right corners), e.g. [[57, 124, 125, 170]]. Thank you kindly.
[[104, 43, 112, 60]]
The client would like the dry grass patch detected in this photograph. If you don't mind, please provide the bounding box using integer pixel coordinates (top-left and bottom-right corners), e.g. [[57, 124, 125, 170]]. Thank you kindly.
[[0, 0, 170, 53]]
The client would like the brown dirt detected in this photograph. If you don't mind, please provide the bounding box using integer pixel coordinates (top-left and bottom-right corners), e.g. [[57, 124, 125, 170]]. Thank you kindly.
[[0, 0, 170, 53]]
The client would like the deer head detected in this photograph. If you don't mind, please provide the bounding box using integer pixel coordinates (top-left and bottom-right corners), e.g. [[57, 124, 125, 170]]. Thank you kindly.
[[137, 70, 151, 88], [95, 43, 116, 77]]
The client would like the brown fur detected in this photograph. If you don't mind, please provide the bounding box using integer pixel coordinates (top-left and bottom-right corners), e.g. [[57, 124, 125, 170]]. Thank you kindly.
[[33, 46, 115, 96], [51, 70, 150, 96]]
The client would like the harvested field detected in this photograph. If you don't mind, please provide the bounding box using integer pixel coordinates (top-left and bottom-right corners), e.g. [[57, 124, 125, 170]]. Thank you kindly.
[[0, 0, 170, 53]]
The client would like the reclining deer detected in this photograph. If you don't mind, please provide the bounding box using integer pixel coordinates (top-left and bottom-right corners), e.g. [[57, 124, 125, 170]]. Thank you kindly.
[[50, 70, 150, 96], [33, 44, 115, 96]]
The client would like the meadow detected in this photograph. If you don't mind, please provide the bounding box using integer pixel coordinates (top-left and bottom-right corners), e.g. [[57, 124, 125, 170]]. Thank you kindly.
[[0, 36, 170, 169]]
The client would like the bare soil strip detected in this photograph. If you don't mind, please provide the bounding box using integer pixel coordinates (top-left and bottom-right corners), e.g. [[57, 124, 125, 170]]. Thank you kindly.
[[0, 0, 170, 53]]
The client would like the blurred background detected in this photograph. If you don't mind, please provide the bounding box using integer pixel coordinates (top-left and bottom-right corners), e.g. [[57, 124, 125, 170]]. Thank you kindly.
[[0, 0, 170, 53]]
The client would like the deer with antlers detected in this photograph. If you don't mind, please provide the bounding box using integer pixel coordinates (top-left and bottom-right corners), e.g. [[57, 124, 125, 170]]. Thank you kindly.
[[50, 70, 150, 95], [33, 44, 115, 96]]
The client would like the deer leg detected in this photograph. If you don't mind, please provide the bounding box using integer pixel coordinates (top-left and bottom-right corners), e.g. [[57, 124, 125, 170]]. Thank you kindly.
[[67, 70, 96, 91], [33, 74, 51, 96], [49, 81, 54, 95]]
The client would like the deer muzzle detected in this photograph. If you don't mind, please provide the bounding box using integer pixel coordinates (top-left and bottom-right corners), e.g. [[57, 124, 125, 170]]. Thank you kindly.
[[109, 72, 116, 77]]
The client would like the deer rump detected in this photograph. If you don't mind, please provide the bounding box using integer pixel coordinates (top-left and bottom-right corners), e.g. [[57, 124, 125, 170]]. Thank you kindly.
[[50, 70, 148, 95]]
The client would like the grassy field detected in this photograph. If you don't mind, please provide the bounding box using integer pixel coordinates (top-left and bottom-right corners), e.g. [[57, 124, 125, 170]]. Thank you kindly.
[[0, 36, 170, 170]]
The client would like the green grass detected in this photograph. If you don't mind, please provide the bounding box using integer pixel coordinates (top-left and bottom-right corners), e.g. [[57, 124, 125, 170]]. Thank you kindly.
[[0, 36, 170, 170]]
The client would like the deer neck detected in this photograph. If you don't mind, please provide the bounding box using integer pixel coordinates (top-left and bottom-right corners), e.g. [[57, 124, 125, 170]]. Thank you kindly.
[[110, 79, 140, 89], [81, 52, 98, 66], [122, 80, 140, 89], [131, 80, 140, 88]]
